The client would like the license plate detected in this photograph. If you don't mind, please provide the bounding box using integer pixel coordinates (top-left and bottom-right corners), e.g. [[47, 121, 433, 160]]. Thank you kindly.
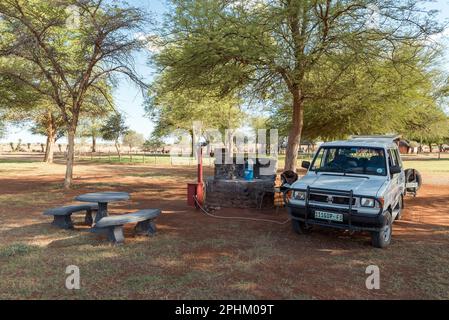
[[407, 182, 418, 188], [315, 210, 343, 222]]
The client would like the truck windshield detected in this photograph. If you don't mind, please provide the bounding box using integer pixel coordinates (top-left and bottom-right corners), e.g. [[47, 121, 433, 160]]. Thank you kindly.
[[311, 147, 387, 176]]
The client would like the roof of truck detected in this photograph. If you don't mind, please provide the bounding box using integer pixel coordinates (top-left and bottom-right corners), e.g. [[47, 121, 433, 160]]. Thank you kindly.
[[321, 137, 398, 149]]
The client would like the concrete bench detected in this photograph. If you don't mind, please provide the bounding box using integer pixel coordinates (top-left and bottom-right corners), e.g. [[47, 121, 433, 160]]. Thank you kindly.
[[94, 209, 161, 244], [44, 204, 99, 229]]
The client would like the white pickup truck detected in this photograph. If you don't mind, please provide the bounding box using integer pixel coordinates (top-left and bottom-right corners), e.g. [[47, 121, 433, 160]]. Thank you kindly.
[[285, 136, 412, 248]]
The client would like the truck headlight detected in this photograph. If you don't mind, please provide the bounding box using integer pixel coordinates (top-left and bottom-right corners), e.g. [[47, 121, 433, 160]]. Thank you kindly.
[[361, 197, 375, 207], [293, 191, 306, 201]]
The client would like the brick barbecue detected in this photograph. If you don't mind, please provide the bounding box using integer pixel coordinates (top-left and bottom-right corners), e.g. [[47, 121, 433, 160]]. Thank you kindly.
[[205, 149, 277, 209]]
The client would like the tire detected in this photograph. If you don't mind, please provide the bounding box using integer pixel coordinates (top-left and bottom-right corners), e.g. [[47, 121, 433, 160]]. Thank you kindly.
[[371, 212, 392, 248], [405, 169, 422, 194], [395, 195, 404, 221], [292, 219, 311, 234]]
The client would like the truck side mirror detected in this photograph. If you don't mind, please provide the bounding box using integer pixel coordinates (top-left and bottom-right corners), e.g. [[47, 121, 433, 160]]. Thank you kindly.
[[302, 161, 311, 170], [390, 165, 401, 175]]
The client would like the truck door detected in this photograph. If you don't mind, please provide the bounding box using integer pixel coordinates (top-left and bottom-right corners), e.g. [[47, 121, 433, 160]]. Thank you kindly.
[[387, 149, 401, 208], [393, 148, 405, 195]]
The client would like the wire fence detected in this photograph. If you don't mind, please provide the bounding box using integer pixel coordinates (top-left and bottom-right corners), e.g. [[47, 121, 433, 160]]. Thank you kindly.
[[72, 151, 317, 168], [73, 151, 217, 166], [0, 149, 317, 168]]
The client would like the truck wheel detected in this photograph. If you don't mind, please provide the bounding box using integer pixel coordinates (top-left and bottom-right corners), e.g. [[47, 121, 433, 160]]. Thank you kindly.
[[371, 212, 392, 248], [395, 195, 404, 221], [292, 219, 311, 234]]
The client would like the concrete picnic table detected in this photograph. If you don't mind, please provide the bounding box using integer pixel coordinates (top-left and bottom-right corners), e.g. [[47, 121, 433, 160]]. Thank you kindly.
[[75, 192, 130, 223]]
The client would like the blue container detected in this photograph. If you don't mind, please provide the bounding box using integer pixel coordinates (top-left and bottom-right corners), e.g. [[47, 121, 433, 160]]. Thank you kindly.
[[244, 169, 254, 181]]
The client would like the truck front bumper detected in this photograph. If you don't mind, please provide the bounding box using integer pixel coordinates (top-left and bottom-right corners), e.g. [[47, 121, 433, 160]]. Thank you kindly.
[[287, 204, 387, 232], [285, 187, 386, 232]]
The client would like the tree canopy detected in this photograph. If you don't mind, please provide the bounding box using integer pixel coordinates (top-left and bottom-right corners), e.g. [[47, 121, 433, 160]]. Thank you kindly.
[[268, 45, 449, 142], [123, 130, 145, 151], [146, 81, 245, 147], [154, 0, 444, 171], [0, 0, 149, 188], [100, 112, 129, 155]]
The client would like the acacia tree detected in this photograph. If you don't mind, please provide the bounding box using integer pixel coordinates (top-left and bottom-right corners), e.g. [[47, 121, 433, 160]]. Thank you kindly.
[[0, 58, 66, 163], [269, 46, 447, 142], [155, 0, 443, 171], [1, 60, 113, 163], [30, 108, 66, 162], [122, 130, 145, 152], [0, 0, 148, 188], [100, 113, 129, 157], [143, 136, 164, 152], [147, 82, 245, 153], [77, 87, 114, 153], [78, 118, 103, 153], [0, 121, 4, 139], [403, 105, 448, 149]]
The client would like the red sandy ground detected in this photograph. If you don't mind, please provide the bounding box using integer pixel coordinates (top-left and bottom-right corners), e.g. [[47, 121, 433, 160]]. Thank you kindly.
[[0, 159, 448, 299]]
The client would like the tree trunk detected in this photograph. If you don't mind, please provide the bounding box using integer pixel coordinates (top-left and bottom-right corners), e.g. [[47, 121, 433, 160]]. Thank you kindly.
[[115, 141, 121, 159], [190, 130, 195, 158], [64, 128, 76, 190], [44, 134, 56, 163], [44, 112, 57, 163], [226, 130, 234, 157], [92, 135, 96, 153], [284, 89, 304, 172], [44, 128, 56, 164]]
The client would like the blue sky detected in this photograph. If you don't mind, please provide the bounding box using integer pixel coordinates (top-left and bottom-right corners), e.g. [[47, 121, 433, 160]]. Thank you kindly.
[[108, 0, 167, 142], [1, 0, 449, 143]]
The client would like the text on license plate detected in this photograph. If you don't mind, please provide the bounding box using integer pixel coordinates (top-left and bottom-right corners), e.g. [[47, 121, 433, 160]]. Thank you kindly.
[[315, 210, 343, 222]]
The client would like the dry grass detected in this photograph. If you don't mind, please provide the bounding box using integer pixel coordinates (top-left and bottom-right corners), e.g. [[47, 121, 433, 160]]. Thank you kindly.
[[0, 158, 448, 299]]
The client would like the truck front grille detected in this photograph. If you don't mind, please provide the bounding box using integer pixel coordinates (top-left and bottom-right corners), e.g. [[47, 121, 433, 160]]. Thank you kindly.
[[309, 193, 356, 206], [309, 194, 327, 202]]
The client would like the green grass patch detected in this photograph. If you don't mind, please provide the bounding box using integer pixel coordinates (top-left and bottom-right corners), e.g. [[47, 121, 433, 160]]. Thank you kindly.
[[403, 159, 449, 173], [0, 243, 40, 258], [77, 155, 211, 166], [0, 159, 39, 164]]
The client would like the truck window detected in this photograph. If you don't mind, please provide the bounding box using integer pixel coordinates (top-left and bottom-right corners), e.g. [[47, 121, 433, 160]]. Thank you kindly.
[[312, 148, 336, 170], [387, 149, 396, 167], [311, 147, 387, 176], [393, 149, 402, 168]]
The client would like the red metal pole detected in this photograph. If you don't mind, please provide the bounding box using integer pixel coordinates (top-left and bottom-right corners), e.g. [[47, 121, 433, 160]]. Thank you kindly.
[[198, 145, 203, 184], [196, 145, 204, 206]]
